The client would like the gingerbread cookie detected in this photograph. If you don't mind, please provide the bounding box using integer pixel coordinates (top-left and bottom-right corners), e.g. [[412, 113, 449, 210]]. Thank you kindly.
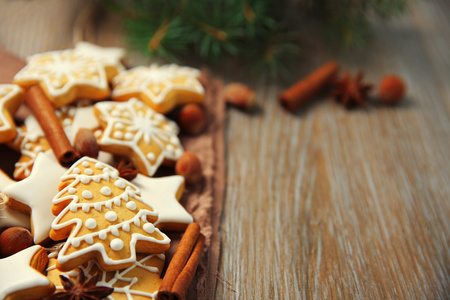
[[10, 102, 110, 180], [13, 49, 111, 108], [132, 174, 193, 231], [3, 152, 67, 244], [0, 189, 31, 231], [94, 98, 184, 177], [47, 252, 165, 299], [111, 64, 204, 114], [0, 84, 24, 144], [0, 245, 55, 300], [74, 41, 125, 80], [50, 157, 170, 272]]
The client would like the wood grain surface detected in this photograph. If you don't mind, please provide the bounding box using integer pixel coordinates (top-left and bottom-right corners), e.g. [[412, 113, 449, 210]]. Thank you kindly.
[[216, 1, 449, 299], [0, 0, 449, 299]]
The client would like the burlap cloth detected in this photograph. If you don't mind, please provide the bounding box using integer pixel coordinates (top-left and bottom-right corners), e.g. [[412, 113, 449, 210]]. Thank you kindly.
[[0, 50, 225, 300]]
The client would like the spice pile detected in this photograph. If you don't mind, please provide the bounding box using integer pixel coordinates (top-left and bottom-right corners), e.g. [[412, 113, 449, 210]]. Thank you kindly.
[[0, 42, 212, 300], [279, 61, 406, 112]]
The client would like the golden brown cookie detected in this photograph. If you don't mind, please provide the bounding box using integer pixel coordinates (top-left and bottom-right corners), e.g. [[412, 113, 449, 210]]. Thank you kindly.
[[47, 253, 165, 299], [10, 102, 104, 180], [49, 157, 170, 272], [0, 245, 55, 300], [0, 84, 24, 144], [94, 98, 184, 177], [13, 49, 112, 108], [111, 64, 204, 114]]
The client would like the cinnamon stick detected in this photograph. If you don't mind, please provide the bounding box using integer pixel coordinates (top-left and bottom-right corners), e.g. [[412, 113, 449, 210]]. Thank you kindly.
[[170, 233, 205, 300], [158, 222, 204, 300], [24, 85, 79, 165], [279, 61, 339, 112]]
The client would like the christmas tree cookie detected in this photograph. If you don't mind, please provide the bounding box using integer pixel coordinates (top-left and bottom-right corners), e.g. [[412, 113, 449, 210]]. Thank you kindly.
[[49, 157, 170, 272], [94, 98, 184, 177], [111, 64, 204, 114]]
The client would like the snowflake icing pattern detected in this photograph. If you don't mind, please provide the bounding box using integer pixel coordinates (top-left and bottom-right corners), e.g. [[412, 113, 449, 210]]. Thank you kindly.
[[95, 98, 184, 176], [111, 64, 204, 114], [14, 49, 109, 107]]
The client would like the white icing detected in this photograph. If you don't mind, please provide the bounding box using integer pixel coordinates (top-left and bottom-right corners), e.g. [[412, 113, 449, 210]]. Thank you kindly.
[[3, 153, 67, 244], [111, 64, 204, 108], [126, 201, 137, 211], [0, 246, 52, 299], [114, 179, 126, 189], [147, 153, 155, 161], [111, 227, 120, 237], [110, 239, 124, 251], [105, 211, 118, 222], [132, 174, 193, 230], [143, 223, 155, 234], [100, 186, 112, 196], [49, 253, 163, 300], [84, 168, 94, 175], [74, 41, 125, 74], [50, 157, 170, 268], [82, 161, 90, 167], [94, 99, 184, 176], [114, 131, 123, 139], [0, 172, 31, 229], [85, 218, 97, 229], [68, 187, 77, 194], [82, 190, 93, 199], [14, 49, 109, 101]]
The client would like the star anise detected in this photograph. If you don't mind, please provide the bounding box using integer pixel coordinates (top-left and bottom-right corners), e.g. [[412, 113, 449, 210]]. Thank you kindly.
[[114, 158, 139, 180], [330, 71, 372, 108], [49, 268, 114, 300]]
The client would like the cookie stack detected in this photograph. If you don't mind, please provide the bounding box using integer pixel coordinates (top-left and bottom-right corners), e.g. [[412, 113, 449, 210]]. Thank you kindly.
[[0, 43, 205, 300]]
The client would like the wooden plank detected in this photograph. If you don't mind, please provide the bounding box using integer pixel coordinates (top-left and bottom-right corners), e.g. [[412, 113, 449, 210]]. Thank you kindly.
[[216, 1, 449, 299]]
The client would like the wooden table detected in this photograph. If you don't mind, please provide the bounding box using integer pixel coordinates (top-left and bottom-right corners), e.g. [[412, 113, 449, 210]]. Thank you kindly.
[[1, 1, 449, 299]]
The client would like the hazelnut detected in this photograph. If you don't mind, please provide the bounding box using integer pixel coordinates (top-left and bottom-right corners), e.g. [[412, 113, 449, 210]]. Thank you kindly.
[[0, 227, 34, 257], [223, 82, 257, 110], [378, 75, 406, 104], [175, 152, 202, 184], [177, 104, 207, 135], [74, 128, 99, 158]]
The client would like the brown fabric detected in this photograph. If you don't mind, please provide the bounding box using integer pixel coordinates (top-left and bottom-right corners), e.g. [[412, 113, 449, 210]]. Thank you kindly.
[[0, 50, 226, 299], [180, 75, 225, 300]]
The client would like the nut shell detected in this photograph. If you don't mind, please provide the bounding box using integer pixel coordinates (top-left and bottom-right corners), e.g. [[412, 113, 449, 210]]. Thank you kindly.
[[74, 128, 99, 158], [0, 226, 34, 257], [175, 152, 203, 184]]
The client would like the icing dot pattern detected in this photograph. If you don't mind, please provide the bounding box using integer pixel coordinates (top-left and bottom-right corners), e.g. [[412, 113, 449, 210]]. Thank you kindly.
[[94, 98, 184, 176], [111, 64, 205, 114], [50, 157, 170, 271]]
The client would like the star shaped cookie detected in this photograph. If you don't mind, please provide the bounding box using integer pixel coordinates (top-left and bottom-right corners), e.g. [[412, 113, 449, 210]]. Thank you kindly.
[[0, 245, 55, 300], [13, 49, 111, 108], [94, 98, 184, 176], [132, 174, 193, 231], [0, 179, 31, 230], [111, 64, 205, 114], [74, 42, 125, 79], [0, 84, 24, 143], [3, 152, 67, 244], [10, 102, 111, 180]]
